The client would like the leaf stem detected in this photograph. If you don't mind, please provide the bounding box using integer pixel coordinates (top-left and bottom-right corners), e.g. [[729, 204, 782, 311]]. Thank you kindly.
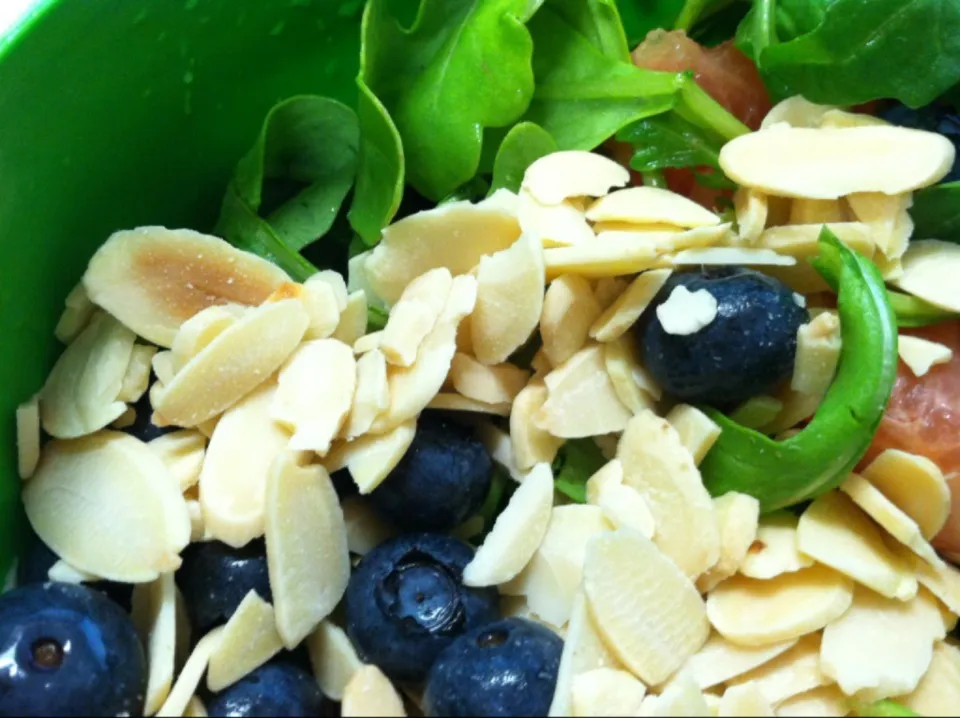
[[752, 0, 778, 56], [677, 79, 751, 140]]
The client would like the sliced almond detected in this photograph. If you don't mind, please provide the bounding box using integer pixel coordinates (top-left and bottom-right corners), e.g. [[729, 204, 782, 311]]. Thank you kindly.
[[24, 431, 190, 582], [342, 496, 398, 556], [511, 382, 565, 471], [589, 270, 672, 343], [523, 151, 630, 205], [118, 344, 158, 404], [353, 331, 382, 355], [719, 125, 954, 199], [184, 696, 208, 718], [426, 393, 512, 416], [898, 335, 953, 377], [541, 275, 602, 365], [325, 420, 417, 494], [207, 590, 283, 692], [307, 621, 364, 702], [585, 459, 624, 506], [593, 277, 629, 310], [757, 223, 874, 292], [571, 668, 647, 718], [380, 268, 452, 367], [331, 291, 369, 346], [595, 482, 655, 539], [55, 282, 97, 344], [685, 633, 797, 690], [666, 246, 796, 267], [365, 190, 521, 304], [792, 312, 841, 396], [587, 186, 721, 227], [761, 97, 836, 129], [697, 493, 760, 593], [342, 664, 406, 718], [152, 350, 176, 385], [637, 670, 710, 717], [83, 227, 289, 347], [186, 499, 205, 542], [601, 339, 655, 415], [112, 407, 137, 430], [544, 236, 659, 280], [265, 452, 350, 648], [155, 627, 224, 718], [199, 383, 290, 548], [617, 410, 719, 579], [775, 686, 849, 718], [727, 634, 827, 706], [891, 544, 960, 618], [299, 278, 342, 340], [40, 312, 136, 438], [584, 530, 709, 686], [16, 395, 41, 480], [861, 449, 951, 540], [706, 565, 853, 647], [819, 108, 889, 129], [306, 270, 348, 311], [797, 492, 917, 600], [760, 387, 824, 435], [900, 641, 960, 716], [739, 512, 814, 581], [450, 353, 530, 405], [463, 463, 554, 587], [788, 199, 847, 225], [344, 349, 391, 440], [157, 299, 309, 427], [148, 430, 206, 492], [273, 339, 357, 454], [48, 560, 100, 584], [520, 189, 595, 247], [734, 188, 769, 244], [718, 683, 774, 717], [170, 306, 239, 374], [820, 586, 945, 702], [666, 405, 721, 466], [847, 192, 913, 259]]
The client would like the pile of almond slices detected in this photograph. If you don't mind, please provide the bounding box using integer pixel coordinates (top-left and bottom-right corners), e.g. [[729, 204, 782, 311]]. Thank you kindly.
[[12, 97, 960, 717]]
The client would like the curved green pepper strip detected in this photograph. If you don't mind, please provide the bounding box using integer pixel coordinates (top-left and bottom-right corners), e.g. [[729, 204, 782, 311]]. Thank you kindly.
[[699, 228, 898, 513]]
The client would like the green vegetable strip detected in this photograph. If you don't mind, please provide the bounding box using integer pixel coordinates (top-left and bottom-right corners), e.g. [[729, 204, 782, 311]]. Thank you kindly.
[[851, 700, 920, 718], [699, 228, 898, 513]]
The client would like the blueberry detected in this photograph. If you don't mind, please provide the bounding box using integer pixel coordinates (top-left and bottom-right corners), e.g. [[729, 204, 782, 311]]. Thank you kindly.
[[423, 617, 563, 718], [368, 412, 492, 532], [880, 102, 960, 183], [637, 267, 809, 409], [206, 662, 325, 718], [124, 386, 176, 443], [175, 539, 271, 634], [0, 583, 146, 717], [345, 533, 499, 684]]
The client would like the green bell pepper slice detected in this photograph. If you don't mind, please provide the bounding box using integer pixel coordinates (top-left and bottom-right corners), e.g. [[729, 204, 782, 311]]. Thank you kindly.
[[699, 228, 898, 513]]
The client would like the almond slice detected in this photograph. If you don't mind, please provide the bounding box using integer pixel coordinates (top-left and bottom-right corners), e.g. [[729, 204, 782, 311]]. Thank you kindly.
[[617, 410, 719, 579], [542, 275, 603, 365], [379, 268, 452, 367], [788, 199, 847, 225], [571, 668, 647, 717], [342, 496, 398, 556], [118, 344, 158, 404], [604, 337, 660, 412], [184, 696, 207, 718], [83, 227, 289, 347], [585, 459, 624, 505], [706, 566, 853, 647], [24, 431, 190, 582], [450, 353, 530, 405], [544, 237, 659, 280], [889, 543, 960, 618], [152, 351, 176, 385], [331, 291, 369, 347], [818, 108, 889, 129], [727, 634, 827, 706], [186, 500, 206, 542], [148, 430, 206, 492], [797, 492, 917, 600], [55, 282, 97, 344], [199, 383, 290, 548], [16, 395, 41, 480], [298, 278, 342, 340], [584, 530, 709, 686], [111, 407, 137, 430], [463, 463, 554, 587], [665, 405, 720, 466], [342, 665, 406, 718], [426, 393, 512, 416], [847, 192, 913, 259], [307, 621, 364, 702], [590, 270, 672, 343], [900, 641, 960, 716], [40, 312, 136, 439], [353, 331, 382, 355], [760, 97, 836, 129], [325, 420, 416, 494], [477, 424, 532, 484], [792, 312, 841, 396], [519, 189, 595, 247], [758, 222, 874, 292], [273, 339, 357, 454], [170, 306, 239, 374], [595, 482, 655, 539], [306, 270, 349, 311], [739, 512, 814, 581], [774, 686, 848, 718], [820, 586, 945, 702], [734, 188, 769, 244], [523, 151, 630, 205], [48, 560, 100, 584], [685, 633, 797, 690], [696, 493, 760, 594], [344, 349, 390, 440], [861, 449, 951, 540], [593, 277, 629, 310], [718, 683, 774, 717], [587, 186, 721, 227], [897, 335, 953, 377], [719, 125, 954, 199], [511, 382, 565, 471], [156, 299, 309, 427], [207, 590, 283, 692], [155, 627, 224, 718], [637, 670, 710, 717]]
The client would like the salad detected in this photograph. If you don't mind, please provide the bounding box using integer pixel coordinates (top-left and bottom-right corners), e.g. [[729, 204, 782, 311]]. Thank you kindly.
[[4, 0, 960, 716]]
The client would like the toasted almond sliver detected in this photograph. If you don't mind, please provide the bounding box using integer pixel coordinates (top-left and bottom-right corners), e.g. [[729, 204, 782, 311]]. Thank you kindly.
[[207, 590, 283, 692], [586, 186, 721, 227], [797, 492, 917, 600], [130, 573, 178, 714], [170, 306, 239, 374], [685, 633, 797, 690], [589, 269, 672, 343], [344, 349, 390, 440], [265, 453, 349, 649], [342, 665, 406, 718], [696, 493, 760, 594], [788, 199, 847, 225], [326, 420, 417, 494], [155, 627, 225, 718], [734, 188, 769, 244], [820, 586, 945, 702], [148, 430, 206, 492], [584, 529, 709, 686], [818, 108, 890, 129], [331, 291, 369, 347], [617, 411, 719, 579], [666, 404, 721, 466], [426, 393, 512, 416], [895, 240, 960, 314], [273, 339, 357, 454], [774, 686, 848, 718], [898, 335, 953, 377], [511, 382, 564, 471], [544, 236, 659, 280], [16, 395, 41, 480], [738, 512, 813, 581], [157, 300, 309, 427], [519, 189, 595, 247], [593, 277, 629, 310], [40, 312, 136, 439], [199, 383, 290, 548], [761, 97, 836, 129], [900, 641, 960, 716], [668, 246, 796, 267], [450, 353, 530, 405], [55, 282, 97, 344], [706, 566, 853, 647], [847, 192, 913, 258], [861, 449, 951, 540], [523, 151, 630, 206], [727, 634, 827, 706], [118, 344, 158, 404], [604, 337, 660, 413], [463, 463, 554, 587], [791, 312, 841, 396], [24, 431, 190, 582], [307, 621, 364, 702], [717, 683, 774, 717], [541, 275, 602, 365], [298, 278, 342, 340], [379, 268, 452, 367], [571, 668, 647, 718]]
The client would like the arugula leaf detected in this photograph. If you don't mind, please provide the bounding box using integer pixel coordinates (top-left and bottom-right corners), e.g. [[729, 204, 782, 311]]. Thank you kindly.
[[552, 438, 608, 503], [687, 1, 751, 47], [545, 0, 631, 60], [738, 0, 960, 108], [489, 122, 558, 194], [617, 0, 685, 47], [674, 0, 735, 32], [912, 181, 960, 241]]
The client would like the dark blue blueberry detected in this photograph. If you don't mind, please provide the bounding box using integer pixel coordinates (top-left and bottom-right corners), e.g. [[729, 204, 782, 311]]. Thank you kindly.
[[368, 412, 492, 532], [175, 539, 271, 634], [0, 582, 146, 717], [345, 533, 499, 684], [423, 617, 563, 718], [205, 662, 325, 718], [124, 386, 176, 443], [880, 102, 960, 183], [637, 267, 809, 409]]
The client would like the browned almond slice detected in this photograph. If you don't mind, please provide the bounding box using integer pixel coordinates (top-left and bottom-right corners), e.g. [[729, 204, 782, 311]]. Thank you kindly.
[[207, 590, 284, 692], [40, 312, 136, 438], [761, 96, 836, 129], [199, 383, 291, 548], [148, 429, 207, 492], [541, 275, 602, 366], [16, 395, 40, 480], [587, 186, 721, 227], [544, 237, 659, 280], [118, 344, 158, 404], [593, 277, 629, 310], [426, 393, 512, 416], [273, 339, 357, 455], [155, 627, 224, 718], [523, 152, 630, 205], [450, 353, 530, 405], [83, 227, 289, 347], [739, 512, 813, 581], [170, 306, 239, 374], [266, 452, 350, 648], [132, 573, 178, 715], [380, 268, 453, 366], [307, 621, 364, 702], [325, 420, 417, 494], [157, 299, 309, 427], [55, 282, 97, 344], [734, 188, 769, 244], [344, 349, 390, 440], [472, 233, 545, 365], [24, 431, 191, 582], [342, 665, 406, 718], [331, 291, 369, 347], [519, 189, 595, 247], [590, 270, 672, 343], [511, 381, 564, 471], [295, 279, 341, 340]]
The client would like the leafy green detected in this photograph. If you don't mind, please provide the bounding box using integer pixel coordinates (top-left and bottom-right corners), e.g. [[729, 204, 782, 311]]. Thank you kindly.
[[545, 0, 632, 60], [675, 0, 735, 32], [472, 466, 515, 541], [890, 291, 960, 328], [617, 0, 685, 47], [912, 181, 960, 242], [489, 122, 558, 194], [367, 304, 390, 332], [738, 0, 960, 108], [687, 1, 751, 47], [851, 701, 919, 718], [552, 438, 608, 503]]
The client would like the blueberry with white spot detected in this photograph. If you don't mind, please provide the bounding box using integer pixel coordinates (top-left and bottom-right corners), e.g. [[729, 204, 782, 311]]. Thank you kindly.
[[0, 582, 146, 717], [345, 533, 499, 684], [880, 102, 960, 183], [637, 267, 809, 409], [423, 617, 563, 717], [206, 662, 326, 717], [368, 412, 492, 533], [175, 539, 271, 634]]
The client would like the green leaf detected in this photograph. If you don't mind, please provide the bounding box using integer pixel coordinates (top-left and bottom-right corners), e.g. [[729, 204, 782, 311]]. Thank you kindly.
[[889, 291, 960, 328], [367, 303, 390, 332], [552, 438, 608, 503], [617, 0, 685, 46], [489, 122, 558, 194], [545, 0, 632, 60], [851, 700, 919, 718], [687, 1, 751, 47], [912, 181, 960, 242]]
